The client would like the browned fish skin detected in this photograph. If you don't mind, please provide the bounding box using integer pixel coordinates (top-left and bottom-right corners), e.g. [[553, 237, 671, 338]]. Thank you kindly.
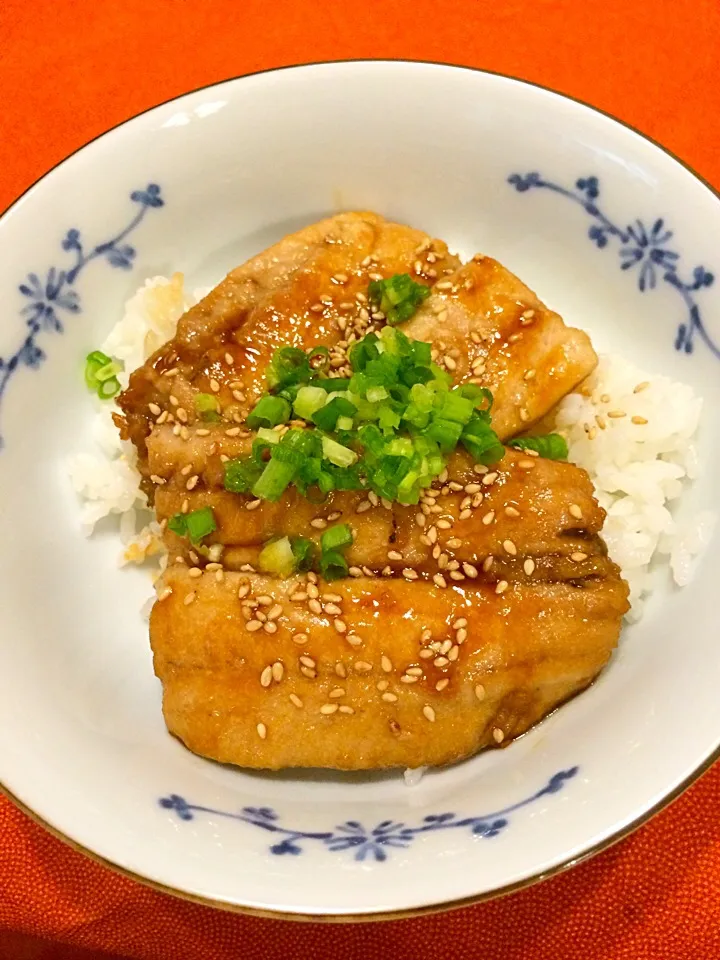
[[152, 567, 628, 770], [148, 424, 613, 586], [403, 259, 597, 439], [117, 212, 459, 477], [116, 213, 626, 770]]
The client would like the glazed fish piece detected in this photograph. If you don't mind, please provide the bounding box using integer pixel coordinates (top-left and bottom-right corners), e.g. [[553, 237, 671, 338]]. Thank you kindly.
[[147, 424, 614, 584], [402, 258, 598, 439], [151, 565, 629, 770], [117, 212, 460, 472]]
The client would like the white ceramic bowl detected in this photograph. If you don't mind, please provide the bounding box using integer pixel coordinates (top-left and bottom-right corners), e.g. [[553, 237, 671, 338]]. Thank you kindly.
[[1, 61, 719, 919]]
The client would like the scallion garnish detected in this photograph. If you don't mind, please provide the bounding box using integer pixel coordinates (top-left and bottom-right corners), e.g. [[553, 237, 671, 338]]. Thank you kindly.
[[509, 434, 569, 460], [246, 395, 291, 429], [194, 393, 221, 422], [367, 273, 431, 325], [258, 536, 297, 578], [167, 506, 217, 544], [224, 321, 506, 535], [320, 523, 353, 552], [85, 350, 122, 400]]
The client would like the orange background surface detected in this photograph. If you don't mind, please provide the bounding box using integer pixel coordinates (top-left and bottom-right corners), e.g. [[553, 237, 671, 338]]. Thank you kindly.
[[2, 1, 720, 958]]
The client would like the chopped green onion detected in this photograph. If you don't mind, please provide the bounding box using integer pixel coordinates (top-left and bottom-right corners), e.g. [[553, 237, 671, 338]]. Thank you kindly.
[[291, 537, 316, 571], [195, 393, 221, 422], [167, 513, 188, 537], [509, 433, 569, 460], [257, 427, 281, 444], [168, 506, 217, 544], [266, 346, 312, 391], [336, 415, 354, 431], [185, 506, 217, 543], [311, 396, 357, 431], [319, 549, 349, 581], [321, 435, 358, 468], [293, 385, 329, 421], [368, 274, 430, 325], [258, 536, 296, 578], [320, 523, 353, 552], [252, 456, 297, 501], [84, 350, 122, 400], [246, 395, 291, 429], [223, 457, 264, 493]]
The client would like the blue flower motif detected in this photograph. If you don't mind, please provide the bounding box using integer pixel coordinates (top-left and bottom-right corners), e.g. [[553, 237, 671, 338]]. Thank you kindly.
[[508, 171, 718, 358], [576, 176, 599, 199], [620, 218, 678, 291], [159, 768, 579, 862], [507, 172, 542, 192], [61, 228, 81, 252], [0, 183, 164, 450], [326, 820, 412, 862], [18, 268, 80, 334], [131, 183, 164, 208], [588, 225, 608, 248], [159, 794, 194, 821], [95, 242, 136, 270]]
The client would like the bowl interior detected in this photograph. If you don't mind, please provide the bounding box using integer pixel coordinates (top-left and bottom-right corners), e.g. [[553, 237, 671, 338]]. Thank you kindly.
[[1, 62, 719, 916]]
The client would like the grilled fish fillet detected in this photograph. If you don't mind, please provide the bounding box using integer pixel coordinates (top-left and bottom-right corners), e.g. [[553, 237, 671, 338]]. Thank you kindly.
[[116, 212, 625, 770], [152, 567, 628, 770]]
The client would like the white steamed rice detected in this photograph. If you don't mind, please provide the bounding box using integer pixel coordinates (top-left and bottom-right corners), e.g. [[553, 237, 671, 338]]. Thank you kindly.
[[68, 274, 710, 616]]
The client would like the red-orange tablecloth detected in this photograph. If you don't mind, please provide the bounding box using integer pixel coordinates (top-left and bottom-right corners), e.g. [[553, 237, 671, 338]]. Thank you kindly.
[[3, 2, 720, 958]]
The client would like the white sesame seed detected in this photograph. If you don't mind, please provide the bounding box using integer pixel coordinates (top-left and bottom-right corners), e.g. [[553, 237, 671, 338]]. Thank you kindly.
[[608, 410, 626, 419], [267, 604, 283, 621], [406, 666, 424, 677], [436, 679, 449, 692], [329, 687, 346, 699], [272, 662, 284, 682], [493, 728, 505, 744], [571, 552, 588, 562], [423, 705, 436, 722], [495, 580, 509, 595], [503, 539, 518, 556], [381, 655, 393, 673], [482, 472, 498, 486], [433, 573, 447, 589], [289, 694, 303, 708], [292, 633, 308, 645], [324, 603, 342, 616], [310, 518, 327, 530], [456, 628, 468, 644], [308, 598, 322, 614], [482, 510, 495, 526], [462, 563, 478, 579], [524, 558, 536, 576], [256, 722, 267, 739], [148, 402, 162, 416], [346, 634, 363, 647], [448, 645, 460, 662], [260, 666, 273, 687], [183, 592, 196, 606], [518, 459, 536, 471], [246, 619, 263, 632], [382, 692, 398, 703], [354, 661, 373, 672], [209, 379, 221, 393], [632, 415, 648, 425], [263, 622, 277, 634], [157, 586, 173, 601], [300, 666, 317, 679]]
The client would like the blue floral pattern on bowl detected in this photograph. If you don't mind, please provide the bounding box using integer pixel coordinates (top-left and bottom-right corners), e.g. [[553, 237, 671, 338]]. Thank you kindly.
[[0, 184, 164, 448], [508, 172, 717, 358], [159, 767, 578, 862]]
